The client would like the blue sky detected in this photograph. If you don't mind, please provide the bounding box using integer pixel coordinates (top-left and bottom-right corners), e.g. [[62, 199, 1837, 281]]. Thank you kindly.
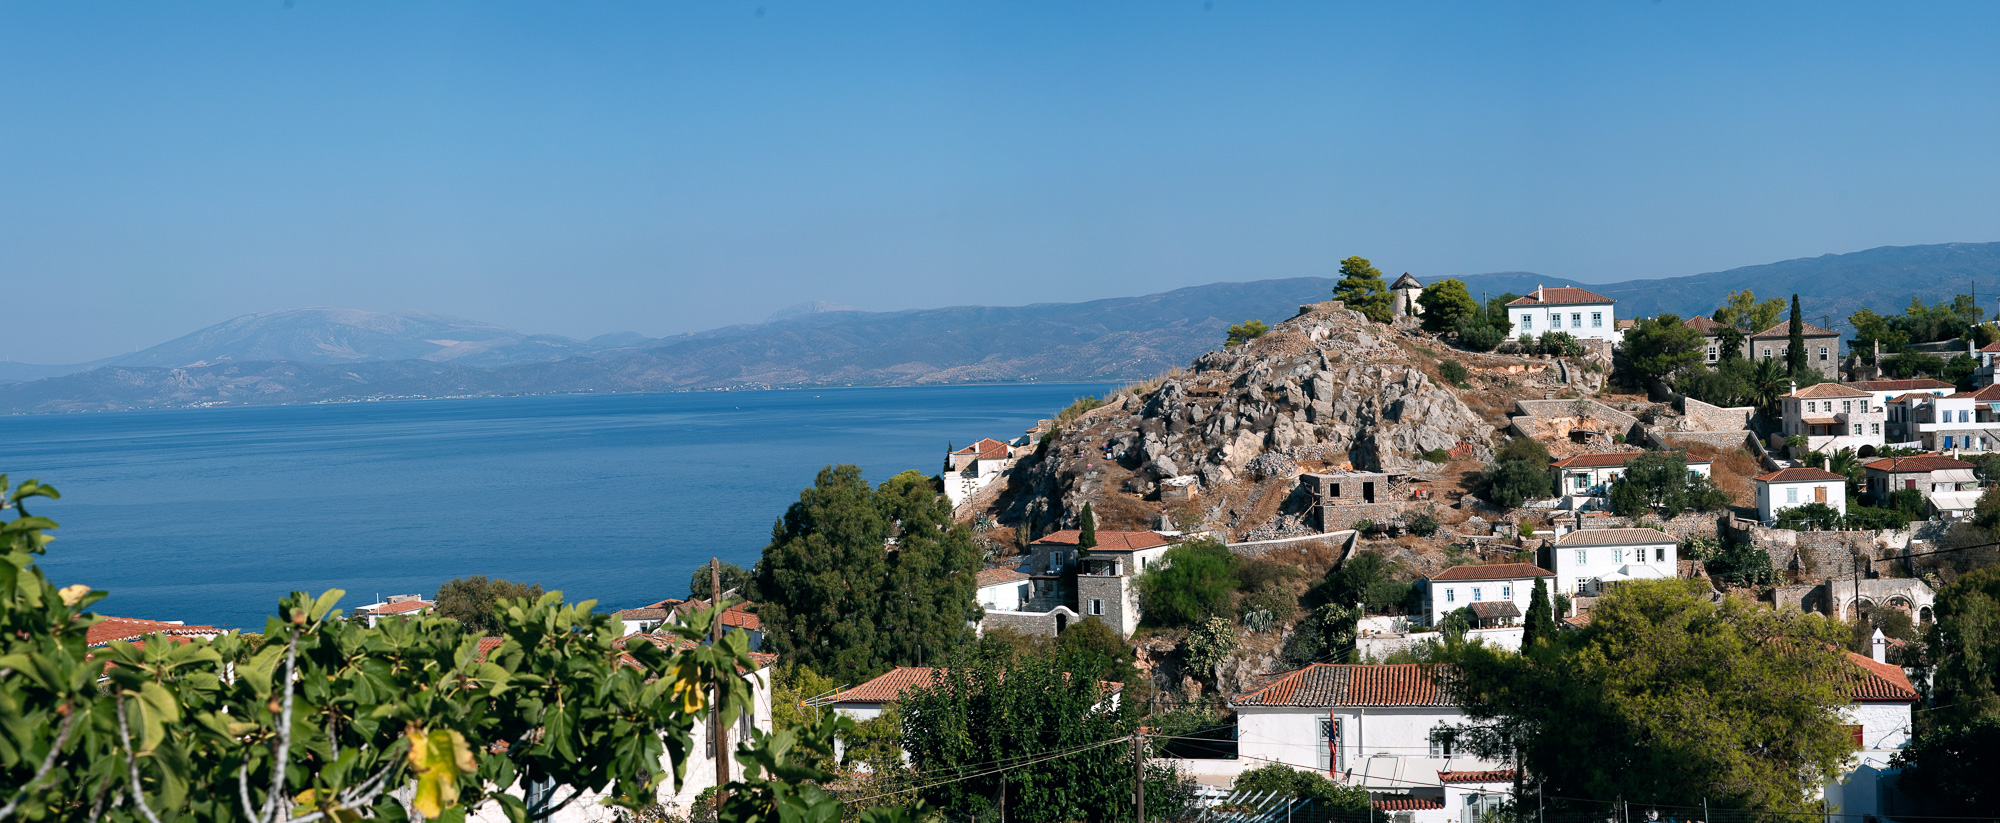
[[4, 1, 1999, 362]]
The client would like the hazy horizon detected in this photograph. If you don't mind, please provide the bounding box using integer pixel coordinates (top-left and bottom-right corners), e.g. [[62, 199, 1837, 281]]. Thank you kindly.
[[7, 2, 2000, 363]]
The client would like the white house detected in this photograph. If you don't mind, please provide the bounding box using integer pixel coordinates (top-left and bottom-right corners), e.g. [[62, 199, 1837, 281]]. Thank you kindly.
[[1546, 528, 1678, 597], [1422, 563, 1553, 627], [1230, 663, 1510, 819], [1778, 383, 1885, 454], [352, 596, 433, 627], [975, 566, 1031, 612], [1754, 467, 1849, 526], [1391, 272, 1424, 318], [1861, 454, 1980, 517], [1548, 451, 1712, 498], [944, 438, 1017, 508], [1823, 641, 1920, 818], [1900, 382, 2000, 453], [1846, 378, 1956, 410], [1505, 285, 1618, 342]]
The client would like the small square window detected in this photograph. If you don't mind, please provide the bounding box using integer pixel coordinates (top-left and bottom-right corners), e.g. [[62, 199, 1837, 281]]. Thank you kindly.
[[1575, 550, 1587, 565], [1522, 315, 1533, 331], [1592, 312, 1603, 328], [1655, 548, 1665, 562], [1089, 599, 1104, 616], [1571, 313, 1582, 327], [1819, 346, 1829, 361], [1445, 588, 1455, 602], [1472, 587, 1483, 602], [1502, 585, 1512, 599]]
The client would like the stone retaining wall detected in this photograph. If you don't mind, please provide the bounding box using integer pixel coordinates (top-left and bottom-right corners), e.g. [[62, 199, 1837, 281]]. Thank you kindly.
[[1513, 399, 1639, 430], [1729, 523, 1913, 582], [1650, 430, 1756, 452], [1564, 511, 1724, 541], [1678, 396, 1755, 432], [979, 607, 1079, 638]]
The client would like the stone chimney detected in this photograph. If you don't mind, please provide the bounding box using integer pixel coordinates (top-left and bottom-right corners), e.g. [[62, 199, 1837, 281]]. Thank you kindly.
[[1871, 627, 1888, 664]]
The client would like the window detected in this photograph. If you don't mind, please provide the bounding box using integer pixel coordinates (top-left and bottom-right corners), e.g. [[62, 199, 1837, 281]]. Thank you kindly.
[[1613, 548, 1625, 563], [1707, 345, 1718, 362], [1445, 588, 1455, 602], [1963, 409, 1973, 423], [1859, 400, 1869, 412], [1575, 549, 1587, 565], [1655, 547, 1666, 562], [1843, 401, 1852, 413], [1871, 422, 1880, 435], [1946, 436, 1957, 449], [1820, 346, 1829, 361], [1592, 312, 1603, 328], [1853, 424, 1862, 435], [1571, 313, 1582, 327], [1429, 727, 1456, 757], [1502, 584, 1513, 600], [1472, 587, 1483, 602], [1318, 718, 1337, 770], [1763, 347, 1773, 359], [1521, 314, 1532, 331], [1847, 724, 1865, 749], [1787, 487, 1799, 504], [1088, 599, 1104, 616]]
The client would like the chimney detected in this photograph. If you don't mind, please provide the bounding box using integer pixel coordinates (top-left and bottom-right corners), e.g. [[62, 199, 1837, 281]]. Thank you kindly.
[[1871, 627, 1888, 664], [1823, 454, 1832, 472], [1536, 284, 1544, 301]]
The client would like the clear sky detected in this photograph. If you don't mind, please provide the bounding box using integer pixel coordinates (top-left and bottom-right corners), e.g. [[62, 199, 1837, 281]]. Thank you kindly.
[[5, 2, 1999, 363]]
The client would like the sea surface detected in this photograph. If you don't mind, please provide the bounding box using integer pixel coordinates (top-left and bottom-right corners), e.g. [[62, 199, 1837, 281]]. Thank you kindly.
[[0, 385, 1113, 629]]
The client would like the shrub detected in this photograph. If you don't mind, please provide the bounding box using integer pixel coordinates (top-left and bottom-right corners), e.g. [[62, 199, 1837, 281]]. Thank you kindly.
[[1351, 519, 1375, 534], [1182, 616, 1237, 680], [1438, 359, 1470, 386], [1421, 448, 1451, 463], [1238, 585, 1300, 626], [1709, 538, 1775, 587], [1482, 458, 1553, 509], [1538, 330, 1584, 357], [1225, 320, 1270, 348], [1681, 535, 1721, 563], [1135, 538, 1239, 626], [1232, 764, 1374, 812], [1455, 316, 1505, 352], [1408, 512, 1440, 537], [1056, 394, 1106, 426], [1281, 602, 1357, 667]]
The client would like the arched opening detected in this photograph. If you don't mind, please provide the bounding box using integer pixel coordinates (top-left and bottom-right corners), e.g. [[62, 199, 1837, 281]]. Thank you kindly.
[[1054, 614, 1069, 634], [1858, 444, 1878, 458], [1920, 606, 1934, 624]]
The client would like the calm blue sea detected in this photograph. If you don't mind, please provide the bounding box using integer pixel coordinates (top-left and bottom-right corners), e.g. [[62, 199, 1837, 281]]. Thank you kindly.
[[1, 385, 1111, 629]]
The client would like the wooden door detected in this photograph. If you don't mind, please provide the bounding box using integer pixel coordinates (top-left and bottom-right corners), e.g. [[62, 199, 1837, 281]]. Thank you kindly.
[[1815, 486, 1828, 504]]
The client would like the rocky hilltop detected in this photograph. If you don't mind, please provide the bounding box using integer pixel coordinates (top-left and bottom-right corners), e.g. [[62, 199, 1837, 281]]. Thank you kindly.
[[993, 301, 1499, 539]]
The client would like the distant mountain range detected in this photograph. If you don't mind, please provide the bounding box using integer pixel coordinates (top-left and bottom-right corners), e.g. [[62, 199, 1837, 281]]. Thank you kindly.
[[5, 241, 1999, 413]]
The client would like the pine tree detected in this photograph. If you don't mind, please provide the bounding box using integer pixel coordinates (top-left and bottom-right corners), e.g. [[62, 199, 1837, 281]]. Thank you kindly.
[[1334, 256, 1395, 323], [1787, 294, 1807, 375], [1523, 577, 1556, 646], [1077, 502, 1098, 556]]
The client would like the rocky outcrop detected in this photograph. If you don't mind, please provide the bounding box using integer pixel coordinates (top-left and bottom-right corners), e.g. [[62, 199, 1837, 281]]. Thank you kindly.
[[996, 302, 1497, 533]]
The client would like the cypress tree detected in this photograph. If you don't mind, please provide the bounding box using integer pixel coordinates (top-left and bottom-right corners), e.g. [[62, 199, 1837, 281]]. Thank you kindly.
[[1524, 577, 1556, 647], [1787, 294, 1807, 375], [1078, 502, 1098, 555]]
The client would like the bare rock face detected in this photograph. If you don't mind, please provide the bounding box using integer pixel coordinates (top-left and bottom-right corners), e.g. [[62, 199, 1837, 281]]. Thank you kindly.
[[996, 302, 1496, 533]]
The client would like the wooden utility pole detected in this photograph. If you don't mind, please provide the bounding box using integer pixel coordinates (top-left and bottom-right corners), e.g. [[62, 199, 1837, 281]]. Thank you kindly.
[[711, 558, 731, 805], [1131, 729, 1145, 823]]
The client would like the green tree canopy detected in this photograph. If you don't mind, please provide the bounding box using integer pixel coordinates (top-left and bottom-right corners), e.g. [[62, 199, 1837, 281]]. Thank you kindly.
[[1441, 579, 1855, 816], [1224, 319, 1270, 348], [1134, 537, 1239, 627], [1621, 314, 1707, 382], [1078, 501, 1098, 552], [1712, 289, 1785, 333], [1230, 764, 1373, 815], [1786, 294, 1808, 375], [1479, 437, 1554, 509], [1416, 278, 1478, 333], [1334, 256, 1394, 323], [689, 560, 753, 601], [753, 465, 981, 684], [434, 574, 545, 634], [1522, 577, 1556, 647], [1605, 450, 1731, 519], [1893, 567, 2000, 811]]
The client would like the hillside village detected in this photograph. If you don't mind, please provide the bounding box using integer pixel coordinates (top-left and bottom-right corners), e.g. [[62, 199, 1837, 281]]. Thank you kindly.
[[34, 261, 2000, 822]]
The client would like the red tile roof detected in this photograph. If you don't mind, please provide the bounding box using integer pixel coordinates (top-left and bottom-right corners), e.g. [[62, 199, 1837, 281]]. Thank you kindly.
[[1374, 797, 1446, 811], [977, 567, 1031, 587], [1551, 528, 1676, 547], [1967, 384, 2000, 402], [1845, 651, 1918, 703], [369, 599, 433, 616], [1863, 455, 1974, 473], [621, 633, 779, 671], [1751, 321, 1838, 340], [1754, 467, 1848, 483], [1788, 383, 1870, 399], [1033, 530, 1173, 552], [614, 607, 672, 620], [1887, 391, 1946, 403], [1848, 379, 1954, 392], [721, 605, 764, 632], [833, 666, 944, 704], [87, 616, 223, 647], [953, 438, 1011, 460], [1683, 316, 1727, 333], [1428, 563, 1551, 582], [1439, 769, 1517, 785], [475, 636, 507, 661], [1550, 451, 1712, 469], [1562, 612, 1593, 629], [1507, 286, 1615, 306], [1232, 663, 1453, 708], [1981, 341, 2000, 353]]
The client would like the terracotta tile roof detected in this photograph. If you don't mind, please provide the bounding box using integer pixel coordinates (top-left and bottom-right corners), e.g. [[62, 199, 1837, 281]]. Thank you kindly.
[[977, 567, 1031, 587], [1231, 663, 1453, 708], [721, 605, 764, 632], [1549, 451, 1712, 469], [833, 666, 944, 704], [1845, 651, 1918, 702], [1683, 316, 1727, 333], [1981, 341, 2000, 353], [87, 616, 223, 647], [614, 607, 672, 620], [1967, 384, 2000, 402], [1616, 319, 1635, 330], [1428, 563, 1551, 582], [369, 599, 433, 616], [1788, 383, 1870, 399], [1561, 612, 1593, 629], [1468, 601, 1522, 620], [954, 438, 1011, 460], [475, 636, 506, 661], [1848, 378, 1954, 392], [1439, 769, 1517, 785], [1754, 467, 1848, 483], [1751, 321, 1838, 339], [1887, 391, 1946, 403], [1374, 797, 1445, 811], [1033, 530, 1173, 553], [1552, 528, 1676, 547], [1506, 286, 1615, 306], [1863, 455, 1974, 473]]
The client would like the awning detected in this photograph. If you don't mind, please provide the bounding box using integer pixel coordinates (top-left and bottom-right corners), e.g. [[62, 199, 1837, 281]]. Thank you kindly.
[[1930, 469, 1978, 485], [1468, 601, 1521, 620], [1928, 490, 1983, 513]]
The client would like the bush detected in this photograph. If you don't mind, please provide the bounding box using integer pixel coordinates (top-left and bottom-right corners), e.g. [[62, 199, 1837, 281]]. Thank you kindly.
[[1539, 330, 1584, 357], [1232, 764, 1374, 812], [1891, 488, 1928, 519], [1408, 512, 1440, 537], [1420, 448, 1451, 463], [1281, 602, 1358, 667], [1135, 538, 1239, 626], [1681, 536, 1721, 563], [1482, 458, 1553, 509], [1455, 316, 1505, 352], [1709, 538, 1775, 587], [1438, 359, 1470, 386], [1182, 616, 1237, 680], [1225, 320, 1270, 348], [1238, 585, 1300, 626]]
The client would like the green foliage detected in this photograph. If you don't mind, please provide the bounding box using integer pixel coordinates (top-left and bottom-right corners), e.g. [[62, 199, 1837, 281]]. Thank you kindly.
[[897, 649, 1134, 823], [1480, 440, 1553, 510], [1850, 294, 1986, 365], [1537, 330, 1583, 358], [1965, 452, 2000, 483], [1436, 359, 1470, 387], [1182, 616, 1238, 680], [1454, 315, 1505, 352], [1420, 448, 1451, 463], [1621, 314, 1707, 382], [754, 466, 981, 685], [434, 574, 545, 634], [1713, 289, 1785, 333], [1674, 350, 1757, 407], [1134, 538, 1239, 627], [1883, 349, 1946, 379], [772, 664, 842, 774], [1078, 502, 1097, 553], [1148, 705, 1235, 759], [1225, 319, 1270, 348], [1925, 567, 2000, 726], [690, 560, 753, 601], [1889, 487, 1928, 519], [1521, 577, 1556, 648], [1230, 764, 1375, 814], [1786, 294, 1807, 375], [1281, 602, 1358, 667], [1945, 353, 1981, 388], [1774, 501, 1844, 531], [841, 706, 906, 774], [1680, 535, 1721, 562], [1893, 716, 2000, 815], [1056, 395, 1107, 426], [1440, 579, 1855, 815], [1605, 451, 1729, 518], [1334, 256, 1394, 323], [1408, 512, 1439, 537], [1706, 537, 1776, 587], [1417, 278, 1478, 333], [0, 476, 798, 823]]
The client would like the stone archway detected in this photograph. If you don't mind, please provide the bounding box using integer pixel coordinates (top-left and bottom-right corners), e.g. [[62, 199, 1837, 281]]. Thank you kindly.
[[1846, 598, 1876, 623], [1921, 606, 1935, 624]]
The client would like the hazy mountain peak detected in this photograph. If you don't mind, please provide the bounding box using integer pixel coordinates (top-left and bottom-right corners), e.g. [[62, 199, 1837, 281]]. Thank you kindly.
[[766, 301, 857, 324], [106, 307, 594, 370]]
